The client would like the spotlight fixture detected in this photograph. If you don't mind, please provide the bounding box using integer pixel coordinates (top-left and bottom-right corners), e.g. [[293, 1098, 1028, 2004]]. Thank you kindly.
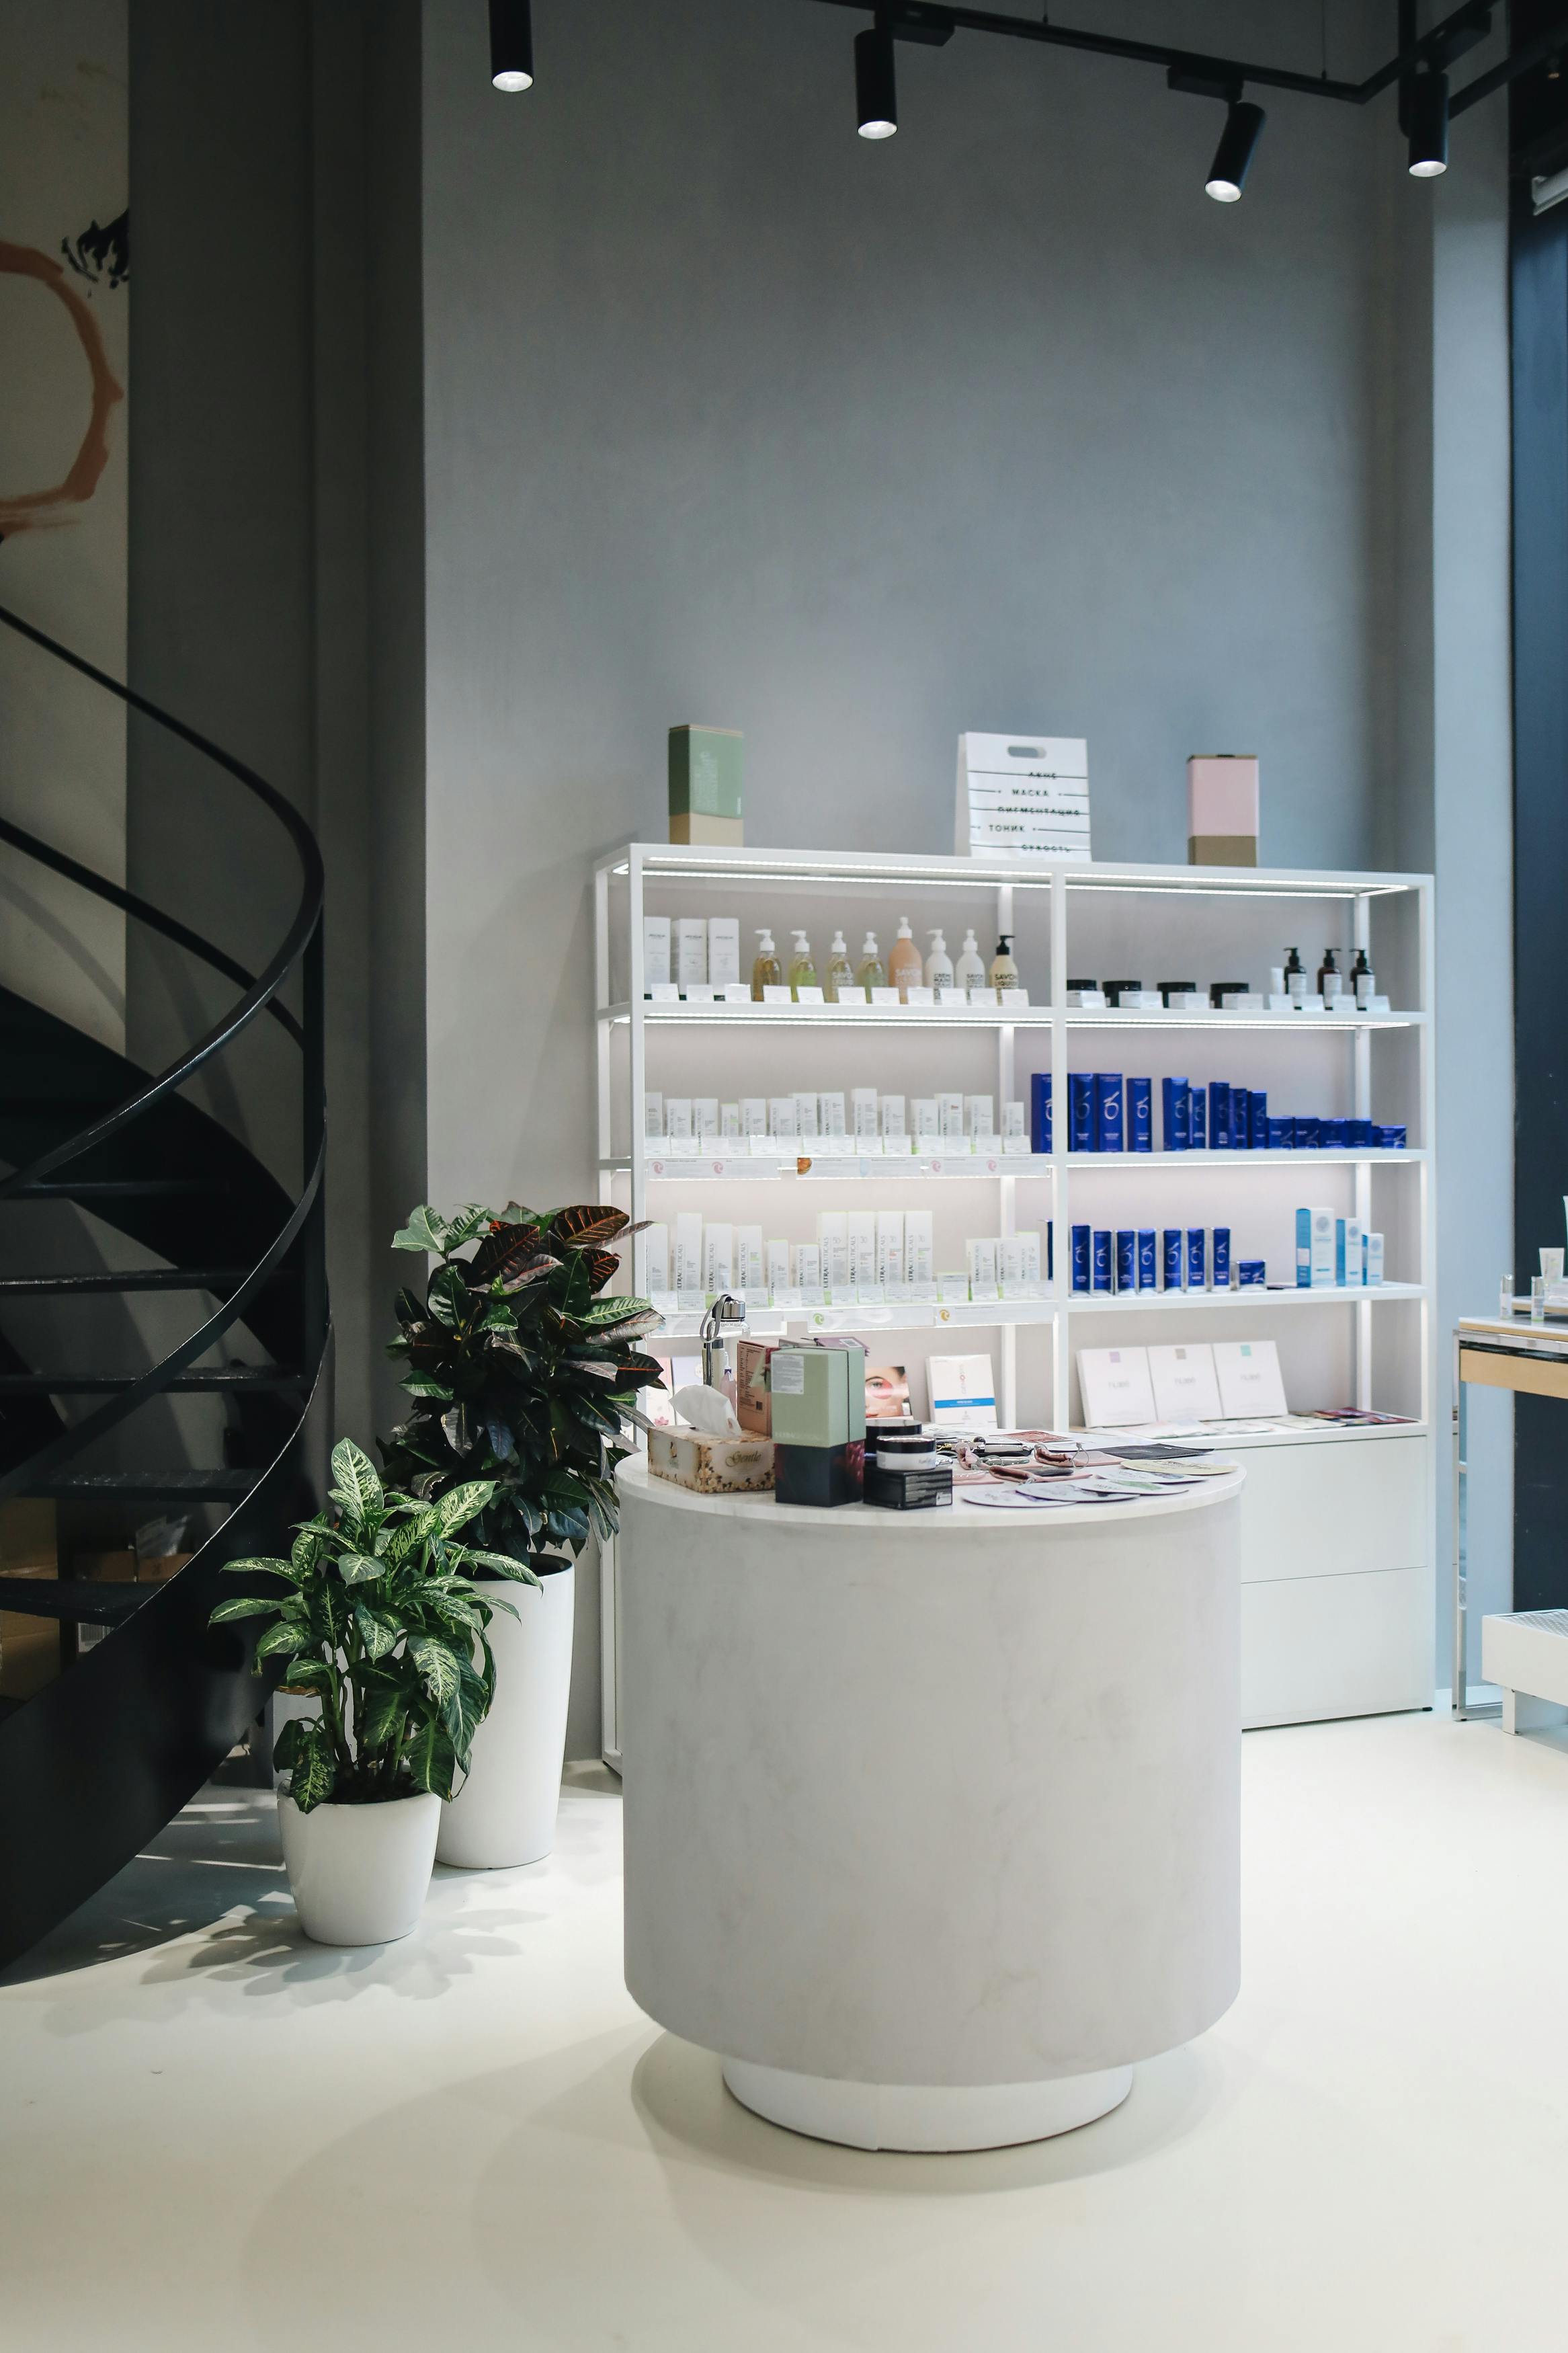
[[489, 0, 533, 92], [856, 15, 897, 141], [1204, 100, 1266, 202], [1407, 71, 1449, 177]]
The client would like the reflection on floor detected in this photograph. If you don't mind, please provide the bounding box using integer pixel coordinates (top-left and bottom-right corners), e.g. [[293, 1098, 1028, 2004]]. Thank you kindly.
[[3, 1716, 1567, 2350]]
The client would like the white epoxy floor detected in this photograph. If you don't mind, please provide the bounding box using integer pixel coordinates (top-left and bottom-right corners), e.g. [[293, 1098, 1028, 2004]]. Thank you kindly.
[[4, 1712, 1567, 2351]]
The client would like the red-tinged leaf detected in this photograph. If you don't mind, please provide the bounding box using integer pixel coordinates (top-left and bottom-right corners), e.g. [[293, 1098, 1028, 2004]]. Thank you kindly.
[[467, 1220, 548, 1288], [550, 1204, 631, 1250], [575, 1248, 622, 1295]]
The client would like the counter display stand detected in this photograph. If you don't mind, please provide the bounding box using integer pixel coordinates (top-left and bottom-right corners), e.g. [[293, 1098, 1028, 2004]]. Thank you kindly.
[[595, 844, 1436, 1763]]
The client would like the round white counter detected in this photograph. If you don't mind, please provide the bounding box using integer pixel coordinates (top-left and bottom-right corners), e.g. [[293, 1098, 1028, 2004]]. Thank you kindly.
[[616, 1455, 1243, 2151]]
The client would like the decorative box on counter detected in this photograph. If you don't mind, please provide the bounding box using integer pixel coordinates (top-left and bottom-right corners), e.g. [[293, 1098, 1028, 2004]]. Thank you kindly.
[[648, 1427, 775, 1494], [769, 1337, 866, 1507]]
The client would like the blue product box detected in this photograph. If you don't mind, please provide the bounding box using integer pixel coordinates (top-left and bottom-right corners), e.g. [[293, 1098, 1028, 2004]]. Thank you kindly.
[[1250, 1090, 1268, 1146], [1321, 1117, 1347, 1148], [1232, 1089, 1251, 1150], [1208, 1081, 1231, 1150], [1116, 1230, 1136, 1291], [1069, 1073, 1095, 1152], [1190, 1089, 1207, 1149], [1030, 1072, 1053, 1154], [1163, 1228, 1184, 1289], [1266, 1117, 1292, 1150], [1348, 1116, 1372, 1148], [1091, 1230, 1112, 1291], [1071, 1223, 1091, 1291], [1296, 1115, 1320, 1150], [1213, 1226, 1231, 1287], [1377, 1124, 1407, 1150], [1128, 1076, 1153, 1152], [1137, 1228, 1157, 1289], [1094, 1072, 1124, 1152], [1237, 1259, 1266, 1287], [1161, 1076, 1191, 1152], [1186, 1226, 1206, 1289]]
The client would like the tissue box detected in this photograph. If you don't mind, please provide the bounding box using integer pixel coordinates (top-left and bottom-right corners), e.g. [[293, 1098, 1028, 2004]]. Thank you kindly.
[[1187, 755, 1259, 867], [669, 724, 743, 846], [648, 1428, 775, 1492]]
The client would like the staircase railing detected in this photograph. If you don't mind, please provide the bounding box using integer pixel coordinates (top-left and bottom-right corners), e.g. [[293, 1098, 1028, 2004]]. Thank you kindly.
[[0, 598, 331, 1966]]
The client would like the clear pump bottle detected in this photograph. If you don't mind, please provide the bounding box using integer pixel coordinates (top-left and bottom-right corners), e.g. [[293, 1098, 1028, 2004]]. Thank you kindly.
[[854, 932, 886, 995], [787, 929, 817, 998], [824, 930, 854, 1004], [751, 927, 782, 1002]]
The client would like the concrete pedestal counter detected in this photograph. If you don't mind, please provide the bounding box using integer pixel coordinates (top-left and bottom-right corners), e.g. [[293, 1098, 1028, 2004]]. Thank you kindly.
[[617, 1457, 1243, 2151]]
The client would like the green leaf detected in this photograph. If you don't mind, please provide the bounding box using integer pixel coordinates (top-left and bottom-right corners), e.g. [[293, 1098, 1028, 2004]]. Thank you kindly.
[[335, 1550, 386, 1586], [466, 1550, 542, 1588], [405, 1718, 456, 1798], [272, 1716, 304, 1773], [354, 1601, 399, 1660], [220, 1555, 298, 1581], [425, 1264, 471, 1330], [277, 1657, 336, 1698], [436, 1480, 495, 1536], [254, 1621, 309, 1663], [208, 1594, 284, 1626], [393, 1204, 447, 1255], [401, 1375, 454, 1400], [360, 1673, 411, 1753], [441, 1204, 491, 1253], [329, 1438, 382, 1519], [408, 1634, 462, 1708], [288, 1721, 337, 1813]]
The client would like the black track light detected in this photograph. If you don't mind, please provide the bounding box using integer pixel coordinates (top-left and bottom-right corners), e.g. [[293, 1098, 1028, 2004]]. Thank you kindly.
[[856, 16, 897, 141], [489, 0, 533, 92], [1407, 71, 1449, 177], [1205, 99, 1266, 202]]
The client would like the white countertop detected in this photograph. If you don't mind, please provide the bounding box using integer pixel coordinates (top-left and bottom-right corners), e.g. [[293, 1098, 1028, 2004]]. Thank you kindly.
[[618, 1451, 1244, 1534]]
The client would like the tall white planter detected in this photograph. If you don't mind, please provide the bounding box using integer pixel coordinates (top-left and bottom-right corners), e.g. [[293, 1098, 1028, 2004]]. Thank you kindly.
[[278, 1792, 440, 1945], [437, 1560, 575, 1868]]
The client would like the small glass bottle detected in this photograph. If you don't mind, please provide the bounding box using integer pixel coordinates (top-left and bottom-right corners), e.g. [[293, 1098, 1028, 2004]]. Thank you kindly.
[[1284, 947, 1306, 1006], [1351, 947, 1374, 1010], [854, 932, 886, 995], [787, 929, 817, 999], [1317, 947, 1342, 1002], [824, 930, 854, 1004], [751, 927, 782, 1002]]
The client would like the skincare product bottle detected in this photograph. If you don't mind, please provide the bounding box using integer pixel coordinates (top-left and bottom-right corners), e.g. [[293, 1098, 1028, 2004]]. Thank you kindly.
[[925, 928, 954, 990], [1317, 947, 1342, 1002], [787, 930, 817, 998], [675, 917, 707, 989], [751, 928, 782, 1000], [989, 934, 1019, 996], [955, 928, 987, 990], [706, 917, 741, 988], [1351, 947, 1374, 1010], [888, 917, 923, 1000], [1284, 947, 1306, 1006], [1268, 965, 1286, 997], [855, 932, 886, 993], [824, 930, 854, 1004]]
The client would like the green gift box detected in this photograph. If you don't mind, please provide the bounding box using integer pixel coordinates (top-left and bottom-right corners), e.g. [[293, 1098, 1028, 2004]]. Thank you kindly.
[[669, 725, 743, 845], [768, 1340, 867, 1449]]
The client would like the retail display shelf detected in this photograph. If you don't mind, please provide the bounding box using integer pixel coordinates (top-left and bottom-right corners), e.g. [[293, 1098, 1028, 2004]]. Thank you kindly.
[[1065, 1007, 1423, 1031], [601, 842, 1425, 903], [1069, 1280, 1426, 1312], [1070, 1419, 1430, 1449], [598, 999, 1421, 1031], [608, 1147, 1423, 1181], [1063, 1147, 1425, 1170], [651, 1298, 1061, 1340]]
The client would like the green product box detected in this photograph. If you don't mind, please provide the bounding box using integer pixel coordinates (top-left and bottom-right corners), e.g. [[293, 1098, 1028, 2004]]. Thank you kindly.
[[669, 725, 743, 822], [767, 1341, 866, 1449]]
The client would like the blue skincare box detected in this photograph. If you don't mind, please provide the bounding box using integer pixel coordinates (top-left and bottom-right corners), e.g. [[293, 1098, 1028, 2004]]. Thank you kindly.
[[1296, 1115, 1321, 1150], [1069, 1073, 1094, 1152], [1231, 1088, 1250, 1150], [1030, 1072, 1053, 1154], [1190, 1089, 1207, 1149], [1208, 1081, 1231, 1150], [1266, 1117, 1292, 1150], [1186, 1226, 1206, 1289], [1128, 1076, 1152, 1152], [1347, 1116, 1372, 1148], [1163, 1228, 1183, 1289], [1161, 1076, 1190, 1152], [1212, 1226, 1231, 1287], [1071, 1223, 1091, 1291], [1094, 1072, 1124, 1152], [1250, 1090, 1268, 1148], [1238, 1259, 1266, 1287], [1116, 1230, 1136, 1291], [1321, 1117, 1347, 1148], [1137, 1228, 1157, 1289], [1375, 1124, 1407, 1150], [1091, 1229, 1112, 1291]]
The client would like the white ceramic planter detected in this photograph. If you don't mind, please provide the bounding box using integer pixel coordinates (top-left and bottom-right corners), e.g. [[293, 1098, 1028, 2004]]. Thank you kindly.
[[436, 1560, 575, 1868], [278, 1790, 440, 1945]]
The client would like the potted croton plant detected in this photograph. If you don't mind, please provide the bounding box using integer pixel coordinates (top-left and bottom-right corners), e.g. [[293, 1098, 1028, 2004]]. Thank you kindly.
[[210, 1439, 535, 1944], [380, 1201, 663, 1868]]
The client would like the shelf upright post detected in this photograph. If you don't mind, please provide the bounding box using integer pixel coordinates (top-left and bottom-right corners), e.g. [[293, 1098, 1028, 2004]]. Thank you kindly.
[[595, 859, 614, 1213], [1354, 890, 1373, 1409], [997, 879, 1017, 1425], [628, 845, 647, 1293], [1419, 871, 1436, 1443], [1050, 865, 1069, 1427]]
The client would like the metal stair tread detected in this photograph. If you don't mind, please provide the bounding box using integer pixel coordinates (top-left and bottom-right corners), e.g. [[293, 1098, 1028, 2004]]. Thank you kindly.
[[25, 1469, 258, 1502], [7, 1178, 222, 1201], [0, 1268, 253, 1295], [0, 1368, 304, 1394], [0, 1577, 151, 1626]]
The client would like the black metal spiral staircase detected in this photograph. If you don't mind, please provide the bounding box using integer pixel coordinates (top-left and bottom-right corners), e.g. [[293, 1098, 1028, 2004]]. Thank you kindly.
[[0, 600, 330, 1969]]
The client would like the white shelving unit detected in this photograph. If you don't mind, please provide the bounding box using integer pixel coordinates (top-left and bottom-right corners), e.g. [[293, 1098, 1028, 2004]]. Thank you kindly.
[[594, 844, 1436, 1759]]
